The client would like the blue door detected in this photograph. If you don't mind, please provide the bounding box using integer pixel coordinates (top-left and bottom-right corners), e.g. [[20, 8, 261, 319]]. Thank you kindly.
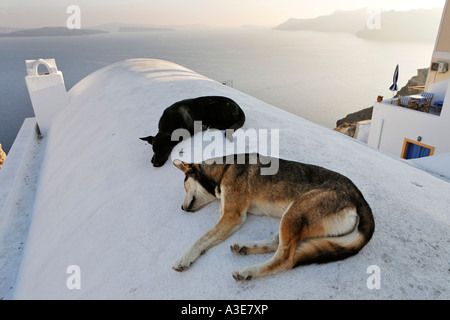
[[404, 142, 431, 159]]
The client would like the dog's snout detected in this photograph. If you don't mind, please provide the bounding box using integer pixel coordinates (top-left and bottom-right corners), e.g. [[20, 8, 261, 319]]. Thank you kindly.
[[187, 196, 195, 212], [151, 155, 166, 167], [181, 197, 196, 212]]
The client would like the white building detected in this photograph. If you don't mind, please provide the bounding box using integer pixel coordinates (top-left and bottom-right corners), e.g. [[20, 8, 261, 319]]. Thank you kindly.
[[368, 0, 450, 167]]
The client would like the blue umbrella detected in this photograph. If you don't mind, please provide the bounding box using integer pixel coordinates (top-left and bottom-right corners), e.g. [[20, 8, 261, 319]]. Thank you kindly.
[[389, 64, 399, 103]]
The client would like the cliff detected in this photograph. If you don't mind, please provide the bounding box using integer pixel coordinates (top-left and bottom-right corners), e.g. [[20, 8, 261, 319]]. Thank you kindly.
[[276, 8, 442, 43], [336, 106, 373, 128], [355, 9, 442, 43], [275, 9, 367, 33], [395, 68, 429, 97]]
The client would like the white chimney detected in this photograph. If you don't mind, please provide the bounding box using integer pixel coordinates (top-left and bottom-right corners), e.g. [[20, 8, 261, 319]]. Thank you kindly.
[[25, 59, 69, 136]]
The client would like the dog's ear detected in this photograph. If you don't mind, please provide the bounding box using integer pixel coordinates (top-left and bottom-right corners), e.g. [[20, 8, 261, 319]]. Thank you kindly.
[[173, 159, 193, 173], [140, 136, 154, 144]]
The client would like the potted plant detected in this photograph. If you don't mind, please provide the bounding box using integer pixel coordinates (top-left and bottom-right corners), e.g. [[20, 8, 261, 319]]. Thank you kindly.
[[377, 95, 383, 102]]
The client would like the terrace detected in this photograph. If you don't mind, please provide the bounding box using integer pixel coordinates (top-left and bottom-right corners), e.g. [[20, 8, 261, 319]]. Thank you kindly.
[[379, 90, 444, 116]]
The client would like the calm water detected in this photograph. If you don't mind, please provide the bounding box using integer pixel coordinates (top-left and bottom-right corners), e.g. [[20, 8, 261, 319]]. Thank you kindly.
[[0, 28, 434, 153]]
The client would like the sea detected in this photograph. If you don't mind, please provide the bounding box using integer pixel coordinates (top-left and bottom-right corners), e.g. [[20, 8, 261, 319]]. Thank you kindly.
[[0, 28, 434, 153]]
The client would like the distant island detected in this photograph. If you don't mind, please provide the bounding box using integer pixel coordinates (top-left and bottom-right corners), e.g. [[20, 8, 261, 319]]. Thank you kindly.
[[0, 27, 22, 33], [275, 8, 442, 43], [118, 26, 174, 32], [0, 23, 211, 38], [0, 27, 108, 37], [276, 8, 369, 34], [90, 23, 208, 33]]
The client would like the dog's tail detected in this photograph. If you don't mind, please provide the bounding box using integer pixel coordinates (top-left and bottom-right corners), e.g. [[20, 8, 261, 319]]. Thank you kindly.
[[293, 200, 375, 267]]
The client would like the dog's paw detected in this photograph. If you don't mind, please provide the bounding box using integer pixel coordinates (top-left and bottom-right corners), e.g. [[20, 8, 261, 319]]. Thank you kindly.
[[172, 256, 193, 272], [232, 268, 254, 281], [230, 243, 248, 255]]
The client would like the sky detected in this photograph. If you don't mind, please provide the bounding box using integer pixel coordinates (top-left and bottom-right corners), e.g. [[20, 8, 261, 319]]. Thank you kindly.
[[0, 0, 446, 28]]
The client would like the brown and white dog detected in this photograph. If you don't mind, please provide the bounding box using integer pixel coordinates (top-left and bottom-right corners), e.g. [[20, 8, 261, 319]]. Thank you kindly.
[[172, 154, 375, 281]]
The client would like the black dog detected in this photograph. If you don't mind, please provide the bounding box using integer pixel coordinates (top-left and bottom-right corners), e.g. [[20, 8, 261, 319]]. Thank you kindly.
[[140, 96, 245, 167]]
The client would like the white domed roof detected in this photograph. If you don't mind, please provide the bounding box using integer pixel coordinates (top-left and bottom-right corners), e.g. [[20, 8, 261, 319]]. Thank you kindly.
[[7, 59, 449, 300]]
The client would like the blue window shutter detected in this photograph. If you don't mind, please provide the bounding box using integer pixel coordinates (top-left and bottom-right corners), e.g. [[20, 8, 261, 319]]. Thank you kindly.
[[419, 146, 430, 158], [404, 142, 431, 159]]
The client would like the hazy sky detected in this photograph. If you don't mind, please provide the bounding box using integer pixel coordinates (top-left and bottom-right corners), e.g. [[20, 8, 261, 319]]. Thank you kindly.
[[0, 0, 446, 28]]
